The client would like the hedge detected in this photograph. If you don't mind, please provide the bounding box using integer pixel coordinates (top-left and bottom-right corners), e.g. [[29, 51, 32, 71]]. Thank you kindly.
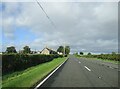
[[2, 53, 63, 75], [82, 54, 120, 61]]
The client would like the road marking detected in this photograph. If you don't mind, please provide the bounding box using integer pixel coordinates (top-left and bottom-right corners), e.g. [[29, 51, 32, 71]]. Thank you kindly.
[[34, 58, 68, 89], [109, 66, 113, 69], [84, 66, 91, 71], [79, 61, 81, 63]]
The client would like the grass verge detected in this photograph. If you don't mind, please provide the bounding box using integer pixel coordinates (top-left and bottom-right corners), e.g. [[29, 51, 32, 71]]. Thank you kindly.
[[92, 58, 119, 64], [2, 57, 67, 88], [75, 55, 119, 64]]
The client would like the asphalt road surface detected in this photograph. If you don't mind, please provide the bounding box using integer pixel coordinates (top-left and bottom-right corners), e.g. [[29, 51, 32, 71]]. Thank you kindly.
[[40, 55, 119, 88]]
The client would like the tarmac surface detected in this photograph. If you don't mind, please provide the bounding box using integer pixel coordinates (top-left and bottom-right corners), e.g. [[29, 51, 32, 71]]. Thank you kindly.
[[40, 55, 118, 88]]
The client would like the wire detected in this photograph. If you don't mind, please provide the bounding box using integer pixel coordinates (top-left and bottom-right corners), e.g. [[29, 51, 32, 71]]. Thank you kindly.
[[35, 0, 56, 29], [35, 0, 65, 49]]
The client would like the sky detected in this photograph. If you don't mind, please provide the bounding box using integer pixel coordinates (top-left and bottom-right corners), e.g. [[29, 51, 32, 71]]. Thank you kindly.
[[0, 1, 118, 54]]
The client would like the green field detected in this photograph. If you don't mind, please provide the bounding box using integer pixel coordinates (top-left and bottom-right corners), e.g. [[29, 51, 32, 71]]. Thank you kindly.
[[75, 54, 119, 64], [87, 58, 119, 64], [2, 57, 67, 88]]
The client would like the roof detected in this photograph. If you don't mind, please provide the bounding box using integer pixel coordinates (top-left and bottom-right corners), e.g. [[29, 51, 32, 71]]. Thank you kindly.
[[41, 47, 56, 52]]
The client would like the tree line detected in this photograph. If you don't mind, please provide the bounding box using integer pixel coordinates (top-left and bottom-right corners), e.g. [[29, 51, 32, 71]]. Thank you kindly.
[[2, 54, 63, 75], [4, 45, 70, 55], [2, 45, 70, 75], [5, 46, 32, 54], [75, 52, 119, 61], [57, 46, 70, 55]]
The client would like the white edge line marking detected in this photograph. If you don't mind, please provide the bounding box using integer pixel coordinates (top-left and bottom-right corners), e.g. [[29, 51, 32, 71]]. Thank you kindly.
[[84, 66, 91, 71], [34, 58, 68, 89]]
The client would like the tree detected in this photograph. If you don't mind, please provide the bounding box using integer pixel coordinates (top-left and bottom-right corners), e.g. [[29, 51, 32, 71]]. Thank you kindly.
[[6, 46, 17, 53], [112, 52, 116, 55], [57, 46, 70, 55], [57, 46, 64, 53], [65, 46, 70, 55], [23, 46, 31, 53], [80, 52, 84, 55], [74, 52, 78, 55], [88, 52, 91, 55]]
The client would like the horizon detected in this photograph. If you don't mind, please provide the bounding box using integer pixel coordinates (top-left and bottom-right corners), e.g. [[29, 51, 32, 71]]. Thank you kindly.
[[1, 45, 118, 55]]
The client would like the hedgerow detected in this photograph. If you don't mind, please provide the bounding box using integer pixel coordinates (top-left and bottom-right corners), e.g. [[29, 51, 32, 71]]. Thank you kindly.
[[2, 53, 63, 75], [82, 54, 120, 61]]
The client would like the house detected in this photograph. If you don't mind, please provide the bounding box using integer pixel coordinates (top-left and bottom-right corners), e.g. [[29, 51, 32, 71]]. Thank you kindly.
[[41, 47, 57, 55], [36, 51, 41, 54], [57, 52, 63, 55]]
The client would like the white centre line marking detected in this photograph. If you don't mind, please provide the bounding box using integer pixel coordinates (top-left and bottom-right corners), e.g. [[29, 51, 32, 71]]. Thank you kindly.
[[79, 61, 81, 63], [84, 66, 91, 71]]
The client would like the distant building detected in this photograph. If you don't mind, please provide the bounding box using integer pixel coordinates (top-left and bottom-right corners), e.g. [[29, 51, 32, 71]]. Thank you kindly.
[[31, 51, 37, 54], [57, 52, 63, 55], [19, 50, 24, 53], [36, 51, 41, 54], [41, 47, 57, 55]]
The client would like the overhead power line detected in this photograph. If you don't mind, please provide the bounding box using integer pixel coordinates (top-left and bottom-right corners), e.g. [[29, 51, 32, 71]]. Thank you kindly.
[[35, 0, 66, 49], [36, 0, 56, 28]]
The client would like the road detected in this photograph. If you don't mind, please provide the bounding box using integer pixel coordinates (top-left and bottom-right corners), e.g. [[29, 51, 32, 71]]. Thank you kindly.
[[40, 55, 119, 88]]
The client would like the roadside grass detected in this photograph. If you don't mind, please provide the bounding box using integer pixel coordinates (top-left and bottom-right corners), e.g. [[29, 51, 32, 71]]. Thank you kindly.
[[94, 58, 119, 64], [75, 55, 119, 64], [2, 57, 67, 88]]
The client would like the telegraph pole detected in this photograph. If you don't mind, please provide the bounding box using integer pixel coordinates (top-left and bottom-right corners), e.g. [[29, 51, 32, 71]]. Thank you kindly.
[[64, 44, 65, 56]]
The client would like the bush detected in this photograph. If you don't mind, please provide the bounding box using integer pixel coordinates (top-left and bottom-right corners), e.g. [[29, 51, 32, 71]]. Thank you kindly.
[[2, 54, 63, 75], [82, 54, 120, 61], [64, 54, 68, 57]]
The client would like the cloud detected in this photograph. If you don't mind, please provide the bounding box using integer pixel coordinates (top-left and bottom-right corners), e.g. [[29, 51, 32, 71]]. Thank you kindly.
[[1, 2, 118, 53]]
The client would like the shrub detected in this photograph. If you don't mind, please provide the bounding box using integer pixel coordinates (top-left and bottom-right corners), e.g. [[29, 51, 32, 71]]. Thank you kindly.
[[64, 55, 68, 57], [82, 54, 120, 61], [2, 54, 63, 75]]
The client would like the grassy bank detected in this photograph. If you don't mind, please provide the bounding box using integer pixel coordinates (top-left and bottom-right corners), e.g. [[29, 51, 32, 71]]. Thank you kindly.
[[2, 54, 63, 75], [74, 54, 119, 64], [83, 57, 119, 64], [2, 57, 67, 88]]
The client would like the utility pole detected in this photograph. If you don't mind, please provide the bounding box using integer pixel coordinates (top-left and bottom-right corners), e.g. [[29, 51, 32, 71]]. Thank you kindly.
[[64, 44, 65, 56]]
